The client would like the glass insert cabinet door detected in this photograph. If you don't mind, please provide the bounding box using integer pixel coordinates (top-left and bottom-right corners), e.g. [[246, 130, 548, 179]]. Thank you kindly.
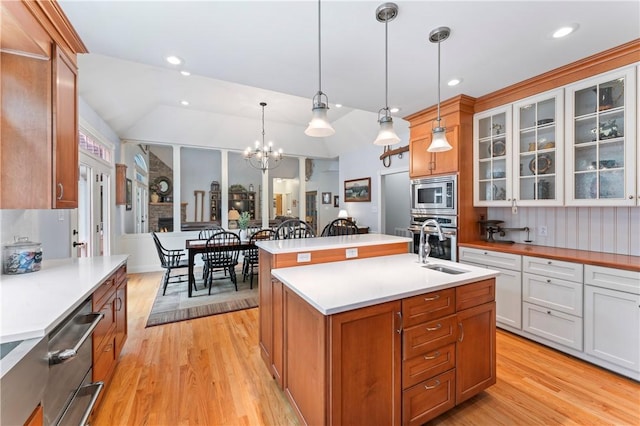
[[512, 89, 564, 206], [473, 106, 512, 206], [565, 66, 636, 206]]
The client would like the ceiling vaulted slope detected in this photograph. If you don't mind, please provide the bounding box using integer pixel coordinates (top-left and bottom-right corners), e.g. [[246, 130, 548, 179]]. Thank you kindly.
[[60, 1, 640, 158]]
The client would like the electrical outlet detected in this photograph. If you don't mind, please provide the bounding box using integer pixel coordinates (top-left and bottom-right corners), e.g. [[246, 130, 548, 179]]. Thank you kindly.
[[539, 226, 548, 237]]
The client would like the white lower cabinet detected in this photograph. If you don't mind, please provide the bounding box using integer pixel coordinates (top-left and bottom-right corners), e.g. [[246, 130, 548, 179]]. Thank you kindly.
[[460, 247, 639, 380], [522, 256, 583, 350], [584, 265, 640, 376], [459, 247, 522, 330], [522, 302, 583, 350]]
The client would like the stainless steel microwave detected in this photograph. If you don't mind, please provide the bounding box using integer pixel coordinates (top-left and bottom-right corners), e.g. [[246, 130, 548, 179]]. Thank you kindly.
[[411, 174, 457, 215]]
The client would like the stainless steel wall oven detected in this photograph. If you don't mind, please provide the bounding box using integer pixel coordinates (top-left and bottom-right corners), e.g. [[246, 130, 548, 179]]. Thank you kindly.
[[409, 214, 457, 261]]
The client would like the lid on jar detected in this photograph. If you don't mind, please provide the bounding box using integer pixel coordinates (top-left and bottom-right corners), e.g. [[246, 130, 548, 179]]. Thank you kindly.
[[3, 237, 42, 249]]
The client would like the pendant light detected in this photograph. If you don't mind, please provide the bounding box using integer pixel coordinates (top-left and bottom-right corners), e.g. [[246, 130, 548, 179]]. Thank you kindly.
[[244, 102, 283, 173], [427, 26, 452, 152], [305, 0, 335, 137], [373, 2, 400, 146]]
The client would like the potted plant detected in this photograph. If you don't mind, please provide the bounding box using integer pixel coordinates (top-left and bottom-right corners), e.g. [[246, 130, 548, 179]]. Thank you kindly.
[[238, 211, 251, 241]]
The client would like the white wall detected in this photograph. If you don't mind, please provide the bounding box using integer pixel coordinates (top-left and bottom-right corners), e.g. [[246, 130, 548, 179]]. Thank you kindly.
[[331, 109, 411, 232], [488, 206, 640, 256]]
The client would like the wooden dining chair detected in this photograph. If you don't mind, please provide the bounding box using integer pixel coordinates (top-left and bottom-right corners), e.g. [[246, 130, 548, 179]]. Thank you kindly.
[[275, 218, 315, 240], [151, 232, 191, 295], [203, 231, 241, 293], [321, 218, 359, 237], [242, 229, 276, 288]]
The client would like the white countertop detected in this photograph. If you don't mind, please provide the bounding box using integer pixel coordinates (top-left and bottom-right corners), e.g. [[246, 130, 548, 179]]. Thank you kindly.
[[271, 253, 499, 315], [0, 255, 128, 343], [255, 233, 411, 254]]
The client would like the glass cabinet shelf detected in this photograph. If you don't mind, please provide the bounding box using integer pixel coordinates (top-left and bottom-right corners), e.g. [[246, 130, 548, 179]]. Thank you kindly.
[[474, 107, 511, 205], [565, 67, 636, 206], [512, 89, 563, 205]]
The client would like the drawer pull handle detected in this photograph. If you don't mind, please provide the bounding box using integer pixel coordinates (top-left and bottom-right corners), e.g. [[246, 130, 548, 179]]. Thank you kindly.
[[458, 323, 464, 342], [57, 183, 64, 200], [424, 351, 441, 360], [424, 380, 441, 390], [547, 310, 552, 315], [396, 311, 403, 334], [426, 323, 442, 332], [547, 261, 552, 265], [49, 312, 104, 364], [546, 279, 551, 283], [424, 294, 440, 301]]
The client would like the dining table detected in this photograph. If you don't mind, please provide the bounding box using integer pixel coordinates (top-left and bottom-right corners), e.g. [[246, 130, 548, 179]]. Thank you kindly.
[[185, 238, 254, 297]]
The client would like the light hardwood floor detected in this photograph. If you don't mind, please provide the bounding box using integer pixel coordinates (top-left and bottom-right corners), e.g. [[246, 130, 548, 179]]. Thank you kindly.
[[94, 272, 640, 425]]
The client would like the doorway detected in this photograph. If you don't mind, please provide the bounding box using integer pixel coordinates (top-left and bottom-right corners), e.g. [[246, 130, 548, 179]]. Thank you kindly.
[[381, 169, 410, 236], [305, 191, 318, 234], [77, 160, 111, 257]]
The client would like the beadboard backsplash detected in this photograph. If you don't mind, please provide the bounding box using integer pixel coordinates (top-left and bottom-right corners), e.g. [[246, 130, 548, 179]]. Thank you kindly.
[[486, 207, 640, 256]]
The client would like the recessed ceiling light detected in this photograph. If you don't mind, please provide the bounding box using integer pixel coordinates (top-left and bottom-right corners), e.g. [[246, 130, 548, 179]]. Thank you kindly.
[[390, 107, 400, 113], [180, 70, 191, 76], [552, 25, 577, 38], [447, 78, 462, 87], [180, 100, 189, 106], [335, 104, 343, 108], [165, 55, 183, 65]]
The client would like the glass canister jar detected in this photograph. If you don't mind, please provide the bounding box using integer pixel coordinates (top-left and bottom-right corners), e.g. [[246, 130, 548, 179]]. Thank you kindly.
[[2, 237, 43, 274]]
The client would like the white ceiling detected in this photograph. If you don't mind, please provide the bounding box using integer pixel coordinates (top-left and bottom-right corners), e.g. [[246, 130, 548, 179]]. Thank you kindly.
[[59, 1, 640, 158]]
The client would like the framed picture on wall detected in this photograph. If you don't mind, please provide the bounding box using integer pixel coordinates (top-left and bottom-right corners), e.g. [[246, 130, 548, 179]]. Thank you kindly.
[[333, 195, 339, 207], [125, 178, 132, 210], [322, 192, 332, 204], [344, 177, 371, 202]]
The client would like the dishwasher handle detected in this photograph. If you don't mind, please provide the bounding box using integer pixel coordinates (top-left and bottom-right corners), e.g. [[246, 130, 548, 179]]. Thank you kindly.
[[49, 312, 104, 365]]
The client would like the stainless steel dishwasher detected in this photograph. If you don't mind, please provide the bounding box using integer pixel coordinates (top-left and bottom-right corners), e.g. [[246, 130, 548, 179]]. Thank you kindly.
[[44, 298, 104, 426]]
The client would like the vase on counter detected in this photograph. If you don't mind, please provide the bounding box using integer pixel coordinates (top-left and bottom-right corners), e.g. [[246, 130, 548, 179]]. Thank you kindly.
[[151, 192, 160, 203], [239, 229, 248, 242]]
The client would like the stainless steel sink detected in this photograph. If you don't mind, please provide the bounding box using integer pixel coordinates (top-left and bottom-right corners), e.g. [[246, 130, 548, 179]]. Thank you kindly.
[[422, 264, 468, 275]]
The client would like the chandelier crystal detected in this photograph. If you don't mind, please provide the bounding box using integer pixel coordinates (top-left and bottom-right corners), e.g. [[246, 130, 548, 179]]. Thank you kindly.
[[244, 102, 283, 172]]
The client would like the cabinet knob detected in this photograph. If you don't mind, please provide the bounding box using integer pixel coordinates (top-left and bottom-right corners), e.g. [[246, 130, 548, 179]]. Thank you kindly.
[[547, 279, 551, 283], [547, 261, 552, 265], [630, 195, 634, 199]]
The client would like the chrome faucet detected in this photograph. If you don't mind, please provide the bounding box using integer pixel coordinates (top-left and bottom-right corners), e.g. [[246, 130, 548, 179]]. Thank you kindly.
[[419, 219, 446, 264]]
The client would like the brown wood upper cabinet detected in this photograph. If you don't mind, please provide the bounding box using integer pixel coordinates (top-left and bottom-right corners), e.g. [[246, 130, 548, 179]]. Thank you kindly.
[[406, 95, 475, 179], [0, 1, 87, 209]]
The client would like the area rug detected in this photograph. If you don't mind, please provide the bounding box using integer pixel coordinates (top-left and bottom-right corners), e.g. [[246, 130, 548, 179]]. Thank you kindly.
[[145, 268, 259, 327]]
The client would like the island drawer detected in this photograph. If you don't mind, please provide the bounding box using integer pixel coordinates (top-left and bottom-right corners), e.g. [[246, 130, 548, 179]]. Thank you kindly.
[[402, 369, 456, 426], [403, 343, 455, 389], [403, 315, 457, 360], [456, 279, 495, 311], [93, 292, 116, 350], [93, 275, 117, 309], [402, 289, 455, 328]]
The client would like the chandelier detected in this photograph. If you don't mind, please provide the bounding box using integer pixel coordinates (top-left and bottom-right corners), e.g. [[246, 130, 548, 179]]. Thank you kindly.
[[244, 102, 283, 172]]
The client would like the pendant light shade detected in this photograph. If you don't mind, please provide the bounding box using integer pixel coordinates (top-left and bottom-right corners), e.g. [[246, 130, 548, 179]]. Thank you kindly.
[[427, 26, 452, 153], [305, 93, 335, 137], [305, 0, 335, 137], [373, 2, 400, 146], [373, 115, 401, 146]]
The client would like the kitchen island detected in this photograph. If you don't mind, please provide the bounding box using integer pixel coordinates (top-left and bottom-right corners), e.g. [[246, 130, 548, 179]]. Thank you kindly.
[[266, 248, 499, 426], [255, 233, 412, 387]]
